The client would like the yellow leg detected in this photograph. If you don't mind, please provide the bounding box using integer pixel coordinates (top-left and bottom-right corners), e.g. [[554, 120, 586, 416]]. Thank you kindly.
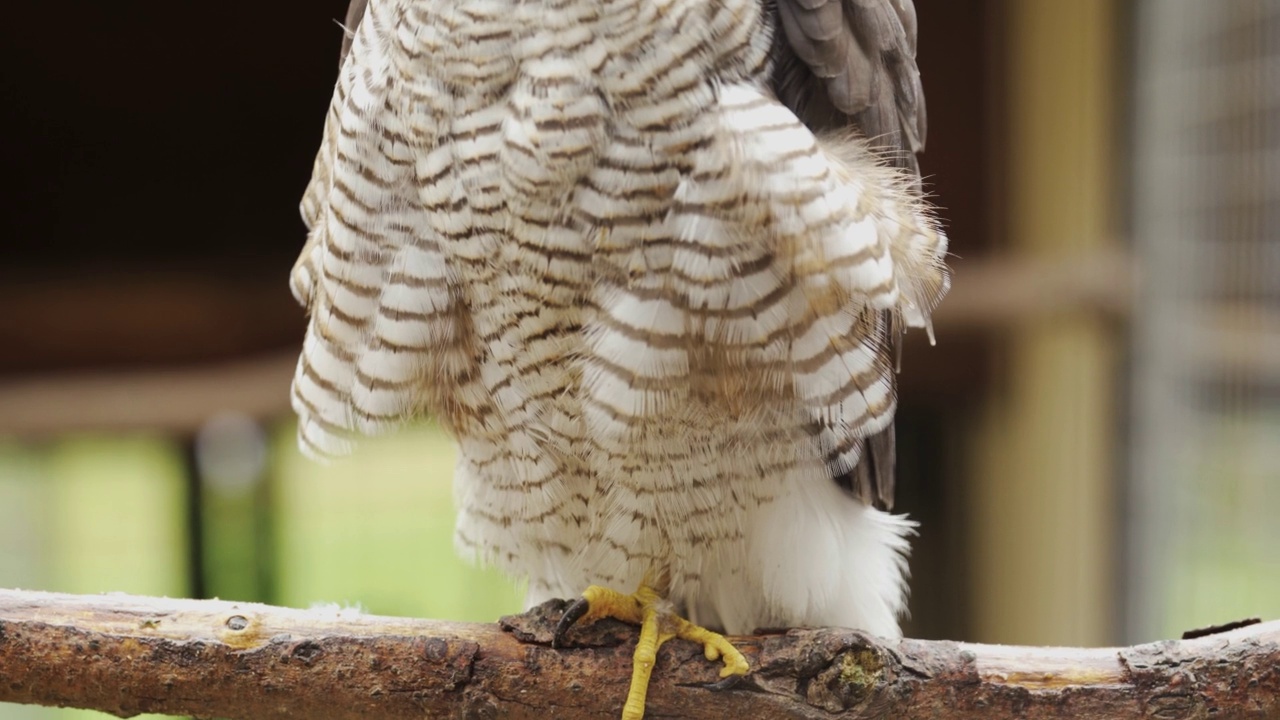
[[555, 582, 750, 720]]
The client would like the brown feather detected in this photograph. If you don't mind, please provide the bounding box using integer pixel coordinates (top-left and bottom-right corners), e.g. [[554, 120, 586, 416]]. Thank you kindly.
[[771, 0, 929, 510]]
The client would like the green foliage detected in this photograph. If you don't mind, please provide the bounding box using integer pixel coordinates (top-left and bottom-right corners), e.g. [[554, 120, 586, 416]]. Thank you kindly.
[[271, 422, 523, 622], [0, 424, 522, 720]]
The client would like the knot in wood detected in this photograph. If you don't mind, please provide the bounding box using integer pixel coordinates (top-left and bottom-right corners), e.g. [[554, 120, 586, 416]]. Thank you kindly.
[[288, 640, 324, 665], [424, 637, 450, 662]]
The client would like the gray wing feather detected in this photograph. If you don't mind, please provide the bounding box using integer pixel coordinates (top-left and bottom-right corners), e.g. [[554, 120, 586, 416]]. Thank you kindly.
[[772, 0, 926, 174], [771, 0, 928, 510]]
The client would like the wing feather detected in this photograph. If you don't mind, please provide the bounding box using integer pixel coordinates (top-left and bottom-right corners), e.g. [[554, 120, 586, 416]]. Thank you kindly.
[[771, 0, 932, 509], [772, 0, 925, 172]]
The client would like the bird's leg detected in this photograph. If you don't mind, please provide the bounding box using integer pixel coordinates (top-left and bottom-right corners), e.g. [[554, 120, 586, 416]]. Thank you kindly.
[[554, 582, 749, 720]]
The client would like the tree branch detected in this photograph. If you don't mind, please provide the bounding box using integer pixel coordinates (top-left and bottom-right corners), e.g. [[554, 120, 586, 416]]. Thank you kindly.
[[1, 589, 1275, 719]]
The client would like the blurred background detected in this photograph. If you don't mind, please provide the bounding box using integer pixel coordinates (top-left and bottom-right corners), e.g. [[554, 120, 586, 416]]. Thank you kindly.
[[1, 0, 1278, 717]]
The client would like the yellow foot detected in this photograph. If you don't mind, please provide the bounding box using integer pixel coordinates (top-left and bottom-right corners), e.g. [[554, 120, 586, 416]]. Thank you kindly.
[[553, 583, 749, 720]]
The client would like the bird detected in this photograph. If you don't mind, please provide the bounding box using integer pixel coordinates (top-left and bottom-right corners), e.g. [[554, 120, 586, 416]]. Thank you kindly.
[[290, 0, 948, 717]]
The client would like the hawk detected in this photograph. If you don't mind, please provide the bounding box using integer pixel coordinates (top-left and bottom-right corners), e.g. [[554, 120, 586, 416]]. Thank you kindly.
[[291, 0, 948, 716]]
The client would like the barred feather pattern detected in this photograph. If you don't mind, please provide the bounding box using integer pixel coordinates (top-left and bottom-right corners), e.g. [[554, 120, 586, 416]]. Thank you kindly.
[[292, 0, 948, 636]]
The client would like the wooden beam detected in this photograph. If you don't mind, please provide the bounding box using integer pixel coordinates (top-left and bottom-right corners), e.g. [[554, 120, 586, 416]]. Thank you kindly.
[[1188, 304, 1280, 381], [1, 273, 301, 374], [0, 252, 1133, 437], [968, 0, 1122, 647], [0, 353, 295, 438], [936, 249, 1133, 329]]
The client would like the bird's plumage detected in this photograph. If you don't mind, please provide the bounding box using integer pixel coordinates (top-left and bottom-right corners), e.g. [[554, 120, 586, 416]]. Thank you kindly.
[[773, 0, 926, 169], [293, 0, 947, 637]]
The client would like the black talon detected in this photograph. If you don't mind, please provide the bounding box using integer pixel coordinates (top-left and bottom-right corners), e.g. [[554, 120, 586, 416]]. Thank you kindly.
[[704, 674, 744, 691], [553, 597, 590, 648]]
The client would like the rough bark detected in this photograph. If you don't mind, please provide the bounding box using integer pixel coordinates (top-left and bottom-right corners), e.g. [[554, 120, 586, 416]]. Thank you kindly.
[[0, 589, 1275, 719]]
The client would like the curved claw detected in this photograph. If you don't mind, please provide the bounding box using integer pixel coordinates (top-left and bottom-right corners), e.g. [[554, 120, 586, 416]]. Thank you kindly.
[[703, 674, 744, 692], [553, 597, 590, 648]]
